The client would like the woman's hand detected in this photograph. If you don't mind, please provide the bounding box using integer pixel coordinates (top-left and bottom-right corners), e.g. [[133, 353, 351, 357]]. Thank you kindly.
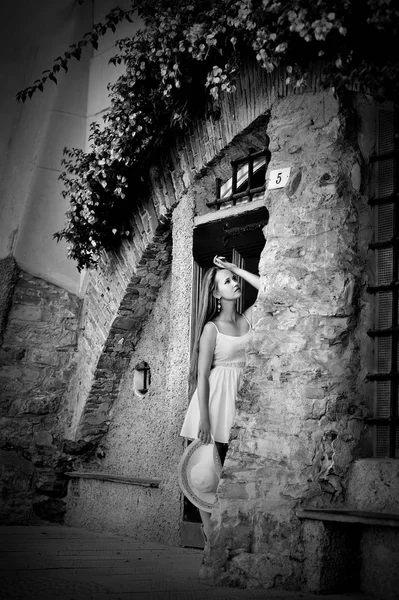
[[214, 255, 260, 292], [198, 416, 212, 445], [213, 255, 237, 273]]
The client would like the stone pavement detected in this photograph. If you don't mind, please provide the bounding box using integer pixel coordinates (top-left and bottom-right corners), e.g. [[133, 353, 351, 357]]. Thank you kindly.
[[0, 525, 373, 600]]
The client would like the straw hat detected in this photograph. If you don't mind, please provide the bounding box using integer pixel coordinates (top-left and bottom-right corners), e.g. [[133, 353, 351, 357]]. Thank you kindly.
[[178, 438, 222, 513]]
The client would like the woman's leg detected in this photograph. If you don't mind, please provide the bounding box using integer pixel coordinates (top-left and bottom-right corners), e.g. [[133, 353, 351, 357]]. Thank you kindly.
[[199, 509, 211, 542], [215, 441, 228, 465], [199, 443, 228, 543]]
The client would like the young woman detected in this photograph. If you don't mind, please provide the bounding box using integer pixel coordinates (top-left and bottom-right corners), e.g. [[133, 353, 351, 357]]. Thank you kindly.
[[180, 254, 260, 541]]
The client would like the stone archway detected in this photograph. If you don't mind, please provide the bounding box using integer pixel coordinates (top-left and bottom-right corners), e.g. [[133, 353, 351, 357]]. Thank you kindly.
[[66, 60, 283, 450]]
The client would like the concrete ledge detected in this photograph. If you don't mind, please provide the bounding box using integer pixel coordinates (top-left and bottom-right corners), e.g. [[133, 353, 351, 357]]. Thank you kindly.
[[66, 471, 161, 488], [297, 508, 399, 528]]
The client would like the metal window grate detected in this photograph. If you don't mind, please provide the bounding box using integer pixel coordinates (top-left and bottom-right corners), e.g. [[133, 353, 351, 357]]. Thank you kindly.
[[377, 160, 395, 197], [378, 109, 395, 153], [376, 425, 390, 457], [376, 381, 391, 418], [377, 336, 392, 372], [368, 102, 399, 458], [377, 291, 392, 328], [377, 204, 394, 241], [376, 248, 393, 284], [207, 145, 271, 209]]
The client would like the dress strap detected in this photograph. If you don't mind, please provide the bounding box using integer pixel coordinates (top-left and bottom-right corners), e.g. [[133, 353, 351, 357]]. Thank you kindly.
[[242, 313, 252, 329], [209, 321, 220, 334]]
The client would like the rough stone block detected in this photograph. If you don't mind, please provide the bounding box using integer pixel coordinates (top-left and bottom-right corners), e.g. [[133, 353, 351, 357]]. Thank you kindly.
[[111, 316, 137, 330], [34, 431, 54, 447], [9, 306, 44, 321], [29, 348, 60, 367], [218, 481, 250, 500], [21, 395, 61, 415], [305, 386, 325, 399], [35, 470, 68, 497]]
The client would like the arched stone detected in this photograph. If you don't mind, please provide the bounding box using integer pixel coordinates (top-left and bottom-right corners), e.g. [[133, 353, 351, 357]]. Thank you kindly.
[[66, 59, 299, 446]]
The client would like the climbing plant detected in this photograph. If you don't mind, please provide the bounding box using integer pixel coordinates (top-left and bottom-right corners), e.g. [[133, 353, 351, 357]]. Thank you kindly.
[[17, 0, 399, 271]]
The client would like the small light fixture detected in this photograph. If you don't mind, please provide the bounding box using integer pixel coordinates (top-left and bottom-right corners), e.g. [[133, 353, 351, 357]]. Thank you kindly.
[[133, 361, 151, 397]]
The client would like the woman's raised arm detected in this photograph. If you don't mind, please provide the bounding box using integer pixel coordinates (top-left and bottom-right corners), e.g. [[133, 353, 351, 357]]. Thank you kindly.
[[213, 255, 260, 290]]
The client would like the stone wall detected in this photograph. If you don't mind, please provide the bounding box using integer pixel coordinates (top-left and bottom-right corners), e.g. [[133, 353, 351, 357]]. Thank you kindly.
[[0, 269, 81, 522], [0, 257, 18, 345], [200, 91, 374, 589]]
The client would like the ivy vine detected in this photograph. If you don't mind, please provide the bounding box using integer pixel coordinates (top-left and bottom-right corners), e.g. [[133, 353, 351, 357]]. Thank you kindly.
[[17, 0, 399, 271]]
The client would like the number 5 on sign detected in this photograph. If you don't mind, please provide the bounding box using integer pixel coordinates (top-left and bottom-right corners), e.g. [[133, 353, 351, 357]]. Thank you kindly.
[[268, 167, 291, 189]]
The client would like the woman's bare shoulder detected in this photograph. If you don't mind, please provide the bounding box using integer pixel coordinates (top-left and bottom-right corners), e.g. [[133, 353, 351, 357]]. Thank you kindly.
[[202, 321, 218, 336]]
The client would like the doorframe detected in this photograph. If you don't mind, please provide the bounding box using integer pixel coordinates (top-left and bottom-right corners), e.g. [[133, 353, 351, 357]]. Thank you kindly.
[[180, 198, 267, 548]]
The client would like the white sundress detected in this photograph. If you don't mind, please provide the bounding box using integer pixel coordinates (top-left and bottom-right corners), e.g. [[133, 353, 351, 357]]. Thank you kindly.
[[180, 315, 251, 444]]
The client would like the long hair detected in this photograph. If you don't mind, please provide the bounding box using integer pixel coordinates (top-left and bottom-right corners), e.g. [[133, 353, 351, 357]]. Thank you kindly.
[[188, 266, 219, 399]]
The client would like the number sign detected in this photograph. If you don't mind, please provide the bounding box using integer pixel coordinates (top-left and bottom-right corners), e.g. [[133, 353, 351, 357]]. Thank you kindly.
[[267, 167, 291, 189]]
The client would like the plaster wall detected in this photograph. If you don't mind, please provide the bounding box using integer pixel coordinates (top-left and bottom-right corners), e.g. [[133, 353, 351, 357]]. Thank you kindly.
[[66, 273, 176, 540], [0, 0, 92, 294], [66, 195, 195, 544], [0, 0, 140, 295]]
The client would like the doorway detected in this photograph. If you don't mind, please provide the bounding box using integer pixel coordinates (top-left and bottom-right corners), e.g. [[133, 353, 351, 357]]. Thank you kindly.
[[180, 204, 268, 548]]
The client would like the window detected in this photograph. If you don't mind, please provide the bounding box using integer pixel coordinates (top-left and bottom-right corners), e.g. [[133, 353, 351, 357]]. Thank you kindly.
[[368, 102, 399, 458], [207, 146, 271, 210], [191, 206, 268, 348]]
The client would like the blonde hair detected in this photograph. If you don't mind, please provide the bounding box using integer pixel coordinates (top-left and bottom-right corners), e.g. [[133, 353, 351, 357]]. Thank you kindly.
[[188, 266, 220, 399]]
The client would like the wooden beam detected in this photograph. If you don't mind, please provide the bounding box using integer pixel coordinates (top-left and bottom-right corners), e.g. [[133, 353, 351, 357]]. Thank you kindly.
[[66, 472, 161, 488], [296, 508, 399, 528]]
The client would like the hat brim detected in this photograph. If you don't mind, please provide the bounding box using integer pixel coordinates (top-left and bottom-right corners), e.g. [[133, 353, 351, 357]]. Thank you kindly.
[[178, 438, 222, 513]]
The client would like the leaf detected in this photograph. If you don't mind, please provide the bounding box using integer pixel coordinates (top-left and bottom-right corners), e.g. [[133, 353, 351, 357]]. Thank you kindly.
[[49, 73, 58, 84], [72, 48, 82, 60]]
